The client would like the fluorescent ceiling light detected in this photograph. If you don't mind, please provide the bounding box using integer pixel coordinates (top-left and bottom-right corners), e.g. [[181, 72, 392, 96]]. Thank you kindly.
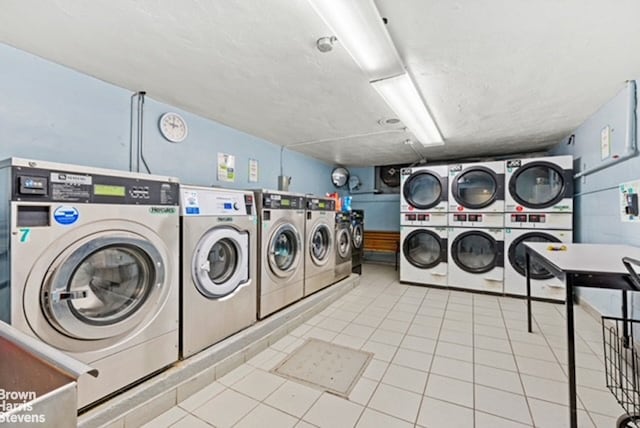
[[307, 0, 404, 80], [371, 73, 444, 146]]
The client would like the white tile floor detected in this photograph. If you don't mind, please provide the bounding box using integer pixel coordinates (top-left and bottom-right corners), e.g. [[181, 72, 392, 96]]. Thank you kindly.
[[142, 264, 625, 428]]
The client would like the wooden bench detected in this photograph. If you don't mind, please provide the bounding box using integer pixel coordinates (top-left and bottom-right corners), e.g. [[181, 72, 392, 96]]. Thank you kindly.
[[363, 231, 401, 270]]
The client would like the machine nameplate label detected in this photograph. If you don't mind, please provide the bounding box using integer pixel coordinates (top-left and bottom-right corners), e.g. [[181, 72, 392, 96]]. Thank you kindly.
[[53, 206, 79, 225], [50, 172, 92, 185], [149, 207, 177, 214], [506, 160, 521, 168]]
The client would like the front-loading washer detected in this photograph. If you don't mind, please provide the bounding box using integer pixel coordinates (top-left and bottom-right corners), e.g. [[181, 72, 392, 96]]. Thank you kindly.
[[179, 185, 257, 358], [448, 213, 504, 293], [350, 209, 365, 274], [400, 212, 448, 286], [0, 158, 180, 409], [504, 227, 572, 301], [448, 160, 505, 213], [505, 155, 573, 213], [400, 165, 448, 213], [334, 212, 352, 283], [254, 190, 306, 319], [304, 196, 336, 296]]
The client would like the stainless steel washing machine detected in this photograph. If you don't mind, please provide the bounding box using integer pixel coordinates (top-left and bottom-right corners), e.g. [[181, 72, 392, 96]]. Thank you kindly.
[[449, 160, 505, 213], [400, 165, 448, 213], [254, 190, 305, 319], [448, 213, 504, 293], [505, 155, 573, 213], [0, 158, 179, 409], [180, 185, 257, 358], [304, 196, 335, 296], [334, 212, 352, 283], [400, 212, 448, 286]]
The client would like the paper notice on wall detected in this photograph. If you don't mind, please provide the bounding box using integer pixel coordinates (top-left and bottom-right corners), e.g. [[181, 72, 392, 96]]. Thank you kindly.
[[601, 125, 611, 160], [248, 158, 259, 183], [217, 153, 235, 182]]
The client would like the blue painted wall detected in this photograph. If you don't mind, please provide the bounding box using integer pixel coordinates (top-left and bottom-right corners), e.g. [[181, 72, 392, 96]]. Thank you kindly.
[[345, 167, 400, 232], [552, 81, 640, 316], [0, 43, 334, 196]]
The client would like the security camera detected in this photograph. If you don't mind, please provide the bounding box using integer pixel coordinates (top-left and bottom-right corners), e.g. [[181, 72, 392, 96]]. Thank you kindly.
[[316, 36, 337, 53]]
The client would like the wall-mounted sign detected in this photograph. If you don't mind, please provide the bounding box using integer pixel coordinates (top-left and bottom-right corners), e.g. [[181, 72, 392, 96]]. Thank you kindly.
[[601, 125, 611, 160], [248, 158, 259, 183], [217, 153, 235, 182]]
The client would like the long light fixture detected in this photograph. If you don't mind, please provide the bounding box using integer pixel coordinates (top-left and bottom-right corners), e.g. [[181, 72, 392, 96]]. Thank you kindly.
[[307, 0, 444, 146], [371, 73, 443, 145]]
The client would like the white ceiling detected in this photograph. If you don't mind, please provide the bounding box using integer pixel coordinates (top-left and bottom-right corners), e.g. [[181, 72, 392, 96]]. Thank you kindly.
[[1, 0, 639, 166]]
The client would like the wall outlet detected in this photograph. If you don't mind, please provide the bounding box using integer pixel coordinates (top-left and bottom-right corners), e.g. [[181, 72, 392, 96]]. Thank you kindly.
[[620, 180, 640, 222]]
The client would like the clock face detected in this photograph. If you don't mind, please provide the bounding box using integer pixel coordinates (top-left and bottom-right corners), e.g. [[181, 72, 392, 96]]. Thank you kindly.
[[159, 112, 188, 143]]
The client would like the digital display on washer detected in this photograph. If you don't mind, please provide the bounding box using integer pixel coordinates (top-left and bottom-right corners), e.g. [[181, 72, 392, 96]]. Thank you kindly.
[[319, 202, 325, 208], [281, 199, 290, 207], [93, 184, 126, 197]]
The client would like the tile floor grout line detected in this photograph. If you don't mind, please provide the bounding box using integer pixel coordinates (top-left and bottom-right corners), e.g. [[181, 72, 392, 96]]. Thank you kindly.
[[497, 297, 536, 427]]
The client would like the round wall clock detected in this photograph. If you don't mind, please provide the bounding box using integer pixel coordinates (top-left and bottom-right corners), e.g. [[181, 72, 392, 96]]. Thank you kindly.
[[159, 112, 188, 143]]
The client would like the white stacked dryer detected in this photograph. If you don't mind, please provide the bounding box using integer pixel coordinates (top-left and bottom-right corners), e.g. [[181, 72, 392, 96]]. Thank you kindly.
[[0, 158, 180, 409], [254, 190, 306, 319], [400, 165, 449, 286], [180, 185, 257, 358], [449, 160, 505, 213], [504, 155, 573, 300]]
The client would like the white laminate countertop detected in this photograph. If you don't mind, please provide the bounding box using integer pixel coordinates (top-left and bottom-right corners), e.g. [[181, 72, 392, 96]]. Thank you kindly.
[[524, 243, 640, 275]]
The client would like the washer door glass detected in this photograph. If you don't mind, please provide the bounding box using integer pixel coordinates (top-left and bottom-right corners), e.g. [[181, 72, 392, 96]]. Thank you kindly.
[[454, 169, 497, 208], [269, 224, 301, 276], [193, 227, 248, 298], [509, 233, 560, 279], [310, 224, 332, 266], [511, 163, 565, 208], [42, 237, 164, 340], [452, 232, 497, 273], [403, 230, 443, 269], [404, 172, 443, 209], [352, 224, 364, 249], [337, 228, 351, 258]]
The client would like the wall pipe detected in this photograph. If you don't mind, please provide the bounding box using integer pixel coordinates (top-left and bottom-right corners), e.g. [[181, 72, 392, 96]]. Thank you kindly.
[[574, 80, 637, 180]]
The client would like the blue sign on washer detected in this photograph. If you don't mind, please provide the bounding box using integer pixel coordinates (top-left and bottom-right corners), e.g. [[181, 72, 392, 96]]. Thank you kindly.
[[185, 207, 200, 215], [53, 206, 79, 225]]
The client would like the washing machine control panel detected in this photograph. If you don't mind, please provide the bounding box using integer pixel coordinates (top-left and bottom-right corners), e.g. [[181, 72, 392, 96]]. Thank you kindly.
[[306, 197, 335, 211], [182, 190, 254, 216], [504, 212, 572, 229], [262, 193, 304, 210], [11, 166, 179, 205], [448, 212, 504, 228], [401, 212, 447, 226]]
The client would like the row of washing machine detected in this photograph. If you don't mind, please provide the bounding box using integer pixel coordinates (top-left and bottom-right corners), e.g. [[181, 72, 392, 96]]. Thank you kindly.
[[399, 155, 573, 299], [0, 158, 356, 410]]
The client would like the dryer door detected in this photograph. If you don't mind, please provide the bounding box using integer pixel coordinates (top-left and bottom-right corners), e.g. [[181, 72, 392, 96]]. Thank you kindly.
[[452, 231, 502, 273], [403, 171, 445, 209], [509, 161, 570, 209], [41, 235, 165, 340], [309, 223, 333, 267], [337, 227, 351, 258], [403, 229, 446, 269], [508, 232, 560, 279], [192, 227, 248, 298], [452, 167, 499, 209], [268, 223, 302, 278]]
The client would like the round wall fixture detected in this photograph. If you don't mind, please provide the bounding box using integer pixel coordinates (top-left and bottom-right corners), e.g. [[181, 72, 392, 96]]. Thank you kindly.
[[331, 167, 350, 187], [159, 112, 188, 143]]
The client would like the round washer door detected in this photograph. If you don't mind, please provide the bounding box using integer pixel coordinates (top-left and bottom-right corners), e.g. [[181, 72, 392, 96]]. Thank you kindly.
[[403, 171, 444, 209], [309, 223, 333, 266], [268, 223, 302, 278], [509, 161, 567, 209], [509, 232, 561, 279], [403, 229, 446, 269], [337, 228, 351, 258], [192, 227, 248, 298], [352, 223, 364, 250], [452, 167, 499, 209], [452, 231, 499, 273], [41, 235, 165, 340]]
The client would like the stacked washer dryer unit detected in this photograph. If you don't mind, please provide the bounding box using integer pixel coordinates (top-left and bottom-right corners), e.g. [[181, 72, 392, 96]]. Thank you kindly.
[[504, 155, 573, 301], [179, 185, 257, 358], [0, 158, 180, 409], [304, 196, 336, 296], [399, 165, 449, 286], [447, 161, 506, 293], [254, 190, 306, 319], [334, 211, 352, 283]]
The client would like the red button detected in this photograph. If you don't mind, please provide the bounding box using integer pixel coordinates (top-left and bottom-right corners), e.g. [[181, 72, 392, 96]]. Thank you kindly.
[[516, 206, 523, 212], [408, 206, 414, 211], [457, 206, 464, 211]]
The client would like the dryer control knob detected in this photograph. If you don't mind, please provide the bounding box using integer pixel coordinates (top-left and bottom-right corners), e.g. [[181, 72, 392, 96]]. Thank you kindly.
[[233, 202, 239, 210]]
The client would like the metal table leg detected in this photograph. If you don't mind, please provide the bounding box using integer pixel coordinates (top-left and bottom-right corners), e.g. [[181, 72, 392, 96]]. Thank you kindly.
[[526, 251, 532, 333], [566, 278, 578, 428]]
